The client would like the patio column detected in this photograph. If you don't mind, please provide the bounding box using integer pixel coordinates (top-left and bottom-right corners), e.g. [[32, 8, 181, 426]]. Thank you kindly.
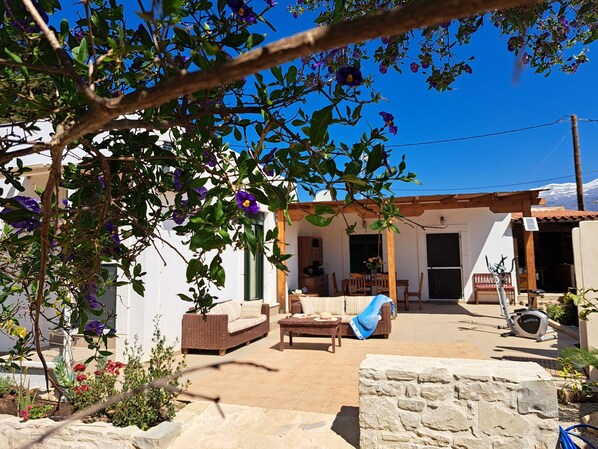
[[276, 210, 288, 313], [386, 227, 398, 310], [522, 199, 537, 301]]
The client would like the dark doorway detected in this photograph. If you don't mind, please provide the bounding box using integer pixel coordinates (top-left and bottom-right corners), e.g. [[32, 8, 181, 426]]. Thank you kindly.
[[349, 234, 383, 273], [426, 233, 462, 300]]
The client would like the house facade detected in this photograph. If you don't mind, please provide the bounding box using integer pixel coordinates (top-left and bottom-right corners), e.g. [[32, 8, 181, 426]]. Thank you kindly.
[[276, 191, 546, 312]]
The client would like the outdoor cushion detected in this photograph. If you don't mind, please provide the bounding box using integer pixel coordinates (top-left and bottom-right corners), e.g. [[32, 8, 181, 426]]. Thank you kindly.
[[227, 315, 267, 334], [299, 297, 316, 315], [207, 303, 224, 315], [341, 314, 380, 324], [240, 301, 263, 319], [311, 297, 344, 315], [345, 296, 375, 315], [216, 300, 242, 322]]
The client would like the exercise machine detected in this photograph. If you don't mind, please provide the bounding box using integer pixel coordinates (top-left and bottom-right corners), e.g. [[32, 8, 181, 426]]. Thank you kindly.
[[486, 256, 556, 342]]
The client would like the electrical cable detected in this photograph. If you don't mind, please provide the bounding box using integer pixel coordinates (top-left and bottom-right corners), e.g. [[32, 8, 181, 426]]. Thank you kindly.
[[390, 169, 598, 192]]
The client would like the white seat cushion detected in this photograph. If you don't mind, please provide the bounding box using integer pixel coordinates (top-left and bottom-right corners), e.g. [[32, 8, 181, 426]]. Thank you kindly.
[[218, 300, 242, 322], [344, 296, 375, 315], [311, 297, 345, 315], [299, 297, 316, 315], [228, 315, 267, 334], [240, 301, 263, 319]]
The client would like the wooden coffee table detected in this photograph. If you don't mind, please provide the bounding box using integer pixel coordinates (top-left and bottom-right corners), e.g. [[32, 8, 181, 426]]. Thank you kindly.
[[278, 316, 342, 353]]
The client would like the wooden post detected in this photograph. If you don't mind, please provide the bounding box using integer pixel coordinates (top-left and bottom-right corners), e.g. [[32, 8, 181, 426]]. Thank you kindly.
[[386, 227, 398, 312], [276, 210, 288, 313], [522, 199, 537, 303], [571, 114, 585, 211]]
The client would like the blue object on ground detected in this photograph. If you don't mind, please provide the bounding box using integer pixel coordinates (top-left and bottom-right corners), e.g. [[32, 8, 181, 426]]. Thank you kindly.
[[349, 294, 394, 340], [559, 424, 598, 449]]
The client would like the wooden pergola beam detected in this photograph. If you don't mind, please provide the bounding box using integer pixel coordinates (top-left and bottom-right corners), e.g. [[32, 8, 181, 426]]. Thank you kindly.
[[276, 210, 288, 313]]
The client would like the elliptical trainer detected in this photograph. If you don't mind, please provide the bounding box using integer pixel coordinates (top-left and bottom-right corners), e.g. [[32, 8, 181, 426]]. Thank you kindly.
[[485, 256, 556, 342]]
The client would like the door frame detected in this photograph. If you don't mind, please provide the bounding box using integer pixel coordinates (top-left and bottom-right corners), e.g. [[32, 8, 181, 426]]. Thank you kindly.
[[417, 225, 470, 302]]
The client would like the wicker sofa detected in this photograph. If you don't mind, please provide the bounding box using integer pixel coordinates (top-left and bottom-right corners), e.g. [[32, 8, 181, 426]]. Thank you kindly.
[[181, 301, 270, 355], [291, 295, 392, 338]]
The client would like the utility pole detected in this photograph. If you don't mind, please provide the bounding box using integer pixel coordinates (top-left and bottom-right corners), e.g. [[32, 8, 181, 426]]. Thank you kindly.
[[571, 114, 585, 211]]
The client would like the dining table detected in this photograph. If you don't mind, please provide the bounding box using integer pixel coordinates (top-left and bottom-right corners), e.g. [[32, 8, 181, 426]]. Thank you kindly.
[[341, 276, 410, 311]]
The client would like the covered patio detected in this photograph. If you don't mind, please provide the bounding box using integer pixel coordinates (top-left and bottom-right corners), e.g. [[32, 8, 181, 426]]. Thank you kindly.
[[180, 303, 575, 416], [275, 190, 546, 314]]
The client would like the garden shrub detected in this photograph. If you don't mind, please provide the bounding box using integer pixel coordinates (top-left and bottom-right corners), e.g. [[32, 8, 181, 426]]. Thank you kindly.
[[67, 318, 188, 430], [545, 301, 578, 325], [0, 376, 16, 397]]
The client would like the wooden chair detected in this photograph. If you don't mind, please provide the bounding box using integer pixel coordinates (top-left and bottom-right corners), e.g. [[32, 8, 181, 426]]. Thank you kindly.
[[374, 273, 390, 295], [347, 275, 368, 295], [330, 272, 343, 296], [407, 272, 424, 310]]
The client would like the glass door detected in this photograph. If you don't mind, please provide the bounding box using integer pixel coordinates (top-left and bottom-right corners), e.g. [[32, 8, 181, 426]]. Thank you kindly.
[[426, 233, 462, 300]]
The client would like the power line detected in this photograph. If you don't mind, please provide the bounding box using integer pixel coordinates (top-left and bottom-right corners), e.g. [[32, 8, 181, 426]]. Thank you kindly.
[[391, 169, 598, 192], [385, 119, 567, 148]]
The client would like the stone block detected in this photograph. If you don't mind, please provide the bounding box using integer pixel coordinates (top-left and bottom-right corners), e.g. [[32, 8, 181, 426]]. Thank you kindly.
[[359, 379, 405, 396], [415, 428, 452, 446], [453, 435, 489, 449], [398, 399, 426, 412], [517, 380, 558, 418], [420, 385, 453, 402], [360, 396, 402, 431], [399, 411, 421, 430], [421, 405, 469, 432], [418, 368, 452, 384], [457, 382, 509, 402], [380, 431, 412, 442], [133, 421, 182, 449], [582, 411, 598, 435], [493, 438, 524, 449], [387, 368, 418, 381], [405, 383, 420, 398], [478, 402, 528, 436]]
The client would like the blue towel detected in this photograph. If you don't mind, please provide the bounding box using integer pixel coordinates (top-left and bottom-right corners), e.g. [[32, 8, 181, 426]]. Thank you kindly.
[[349, 294, 394, 340]]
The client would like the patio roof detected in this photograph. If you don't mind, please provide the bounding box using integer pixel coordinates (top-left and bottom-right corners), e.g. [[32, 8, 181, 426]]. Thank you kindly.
[[512, 208, 598, 223], [287, 190, 545, 221]]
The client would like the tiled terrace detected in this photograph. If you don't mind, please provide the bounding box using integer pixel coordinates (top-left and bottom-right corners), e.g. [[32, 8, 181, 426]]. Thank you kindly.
[[179, 303, 577, 416]]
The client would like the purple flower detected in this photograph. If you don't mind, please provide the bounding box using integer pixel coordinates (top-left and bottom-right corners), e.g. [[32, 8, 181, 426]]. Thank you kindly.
[[463, 64, 472, 74], [421, 55, 431, 69], [521, 53, 530, 65], [379, 63, 388, 74], [311, 48, 342, 70], [193, 186, 208, 200], [98, 175, 105, 189], [85, 320, 105, 336], [202, 150, 217, 167], [173, 169, 183, 191], [410, 62, 419, 73], [226, 0, 257, 23], [106, 221, 121, 245], [381, 36, 390, 44], [0, 195, 42, 232], [379, 111, 398, 135], [172, 209, 188, 224], [265, 0, 276, 6], [86, 294, 99, 309], [236, 191, 260, 215], [335, 66, 363, 86]]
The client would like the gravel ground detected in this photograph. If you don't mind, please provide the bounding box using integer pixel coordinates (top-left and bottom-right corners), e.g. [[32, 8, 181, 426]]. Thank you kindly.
[[559, 401, 598, 448]]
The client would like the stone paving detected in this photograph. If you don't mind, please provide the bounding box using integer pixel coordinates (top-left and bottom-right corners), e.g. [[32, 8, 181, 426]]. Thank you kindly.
[[168, 303, 576, 448]]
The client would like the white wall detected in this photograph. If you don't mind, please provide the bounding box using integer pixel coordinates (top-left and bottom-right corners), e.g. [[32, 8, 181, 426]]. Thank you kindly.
[[286, 207, 514, 303], [572, 221, 598, 379], [114, 209, 278, 360]]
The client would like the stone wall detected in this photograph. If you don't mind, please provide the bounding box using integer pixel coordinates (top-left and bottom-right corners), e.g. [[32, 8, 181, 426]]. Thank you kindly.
[[359, 355, 558, 449]]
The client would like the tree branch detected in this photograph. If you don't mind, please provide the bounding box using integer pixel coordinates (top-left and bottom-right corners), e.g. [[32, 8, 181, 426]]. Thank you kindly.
[[46, 0, 541, 153]]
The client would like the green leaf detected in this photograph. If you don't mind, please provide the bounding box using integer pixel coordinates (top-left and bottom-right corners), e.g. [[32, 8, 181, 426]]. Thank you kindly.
[[314, 204, 335, 215], [186, 258, 200, 283], [305, 214, 333, 227], [132, 279, 145, 296], [72, 39, 89, 64], [246, 33, 266, 49], [309, 106, 333, 147], [163, 0, 185, 16]]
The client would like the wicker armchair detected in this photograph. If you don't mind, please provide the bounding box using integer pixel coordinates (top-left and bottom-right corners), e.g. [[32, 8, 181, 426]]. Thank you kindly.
[[181, 303, 270, 355]]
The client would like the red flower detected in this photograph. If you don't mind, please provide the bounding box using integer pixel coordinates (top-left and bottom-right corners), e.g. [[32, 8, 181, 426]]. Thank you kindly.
[[18, 409, 29, 421], [73, 363, 86, 372], [76, 373, 87, 382], [115, 362, 124, 369], [94, 370, 102, 376], [80, 384, 90, 392]]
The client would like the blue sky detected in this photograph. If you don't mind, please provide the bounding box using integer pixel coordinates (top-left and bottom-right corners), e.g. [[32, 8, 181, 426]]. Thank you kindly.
[[54, 2, 598, 196], [259, 4, 598, 196]]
